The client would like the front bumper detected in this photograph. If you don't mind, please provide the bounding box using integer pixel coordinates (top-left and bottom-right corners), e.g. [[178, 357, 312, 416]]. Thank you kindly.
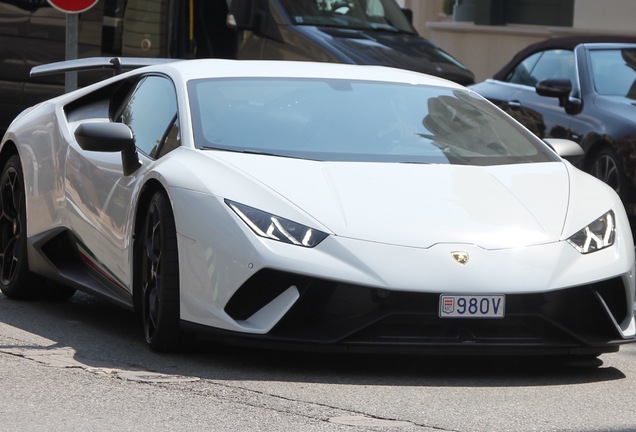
[[184, 269, 635, 356], [173, 189, 635, 354]]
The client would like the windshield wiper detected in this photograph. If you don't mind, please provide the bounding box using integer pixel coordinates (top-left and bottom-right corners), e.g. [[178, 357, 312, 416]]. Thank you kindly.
[[236, 149, 284, 157], [199, 145, 225, 151], [369, 23, 413, 34], [199, 146, 286, 158]]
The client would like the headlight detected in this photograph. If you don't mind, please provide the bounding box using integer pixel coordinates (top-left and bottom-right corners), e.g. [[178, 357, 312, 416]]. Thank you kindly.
[[226, 200, 328, 248], [567, 210, 615, 254]]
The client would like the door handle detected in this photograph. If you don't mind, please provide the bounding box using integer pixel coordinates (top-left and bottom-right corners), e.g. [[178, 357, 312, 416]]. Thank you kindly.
[[507, 100, 521, 109]]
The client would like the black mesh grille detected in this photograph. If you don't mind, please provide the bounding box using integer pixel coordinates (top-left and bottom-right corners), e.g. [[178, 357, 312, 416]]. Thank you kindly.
[[224, 270, 629, 350]]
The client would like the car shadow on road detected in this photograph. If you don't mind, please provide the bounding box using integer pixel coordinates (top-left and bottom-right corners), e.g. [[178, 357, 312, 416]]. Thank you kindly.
[[0, 291, 629, 387]]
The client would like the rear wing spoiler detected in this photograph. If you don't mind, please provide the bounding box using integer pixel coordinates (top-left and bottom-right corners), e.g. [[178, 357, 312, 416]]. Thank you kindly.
[[30, 57, 176, 78]]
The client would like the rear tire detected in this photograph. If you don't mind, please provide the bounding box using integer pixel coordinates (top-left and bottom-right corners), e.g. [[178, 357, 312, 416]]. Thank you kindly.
[[140, 190, 184, 352], [0, 155, 76, 301], [0, 155, 43, 299]]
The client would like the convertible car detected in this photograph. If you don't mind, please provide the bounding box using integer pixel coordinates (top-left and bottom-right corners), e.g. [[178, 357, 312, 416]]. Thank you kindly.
[[0, 58, 634, 356], [470, 36, 636, 216]]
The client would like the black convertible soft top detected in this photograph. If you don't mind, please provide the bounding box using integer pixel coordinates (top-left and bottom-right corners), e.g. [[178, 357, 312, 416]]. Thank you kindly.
[[492, 35, 636, 81]]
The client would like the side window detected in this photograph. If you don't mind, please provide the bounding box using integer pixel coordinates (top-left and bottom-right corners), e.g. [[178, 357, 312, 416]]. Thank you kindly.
[[530, 49, 575, 83], [156, 116, 181, 159], [366, 0, 384, 16], [506, 49, 575, 87], [505, 52, 541, 86], [119, 76, 178, 159]]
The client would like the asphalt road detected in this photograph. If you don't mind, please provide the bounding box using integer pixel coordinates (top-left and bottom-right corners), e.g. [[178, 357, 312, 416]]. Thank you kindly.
[[1, 291, 635, 432]]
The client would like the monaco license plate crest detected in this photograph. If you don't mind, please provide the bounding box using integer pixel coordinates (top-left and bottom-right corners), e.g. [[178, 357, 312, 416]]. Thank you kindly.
[[439, 294, 505, 318]]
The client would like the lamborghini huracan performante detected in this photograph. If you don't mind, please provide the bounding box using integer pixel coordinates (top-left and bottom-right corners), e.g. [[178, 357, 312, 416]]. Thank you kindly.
[[1, 58, 634, 356]]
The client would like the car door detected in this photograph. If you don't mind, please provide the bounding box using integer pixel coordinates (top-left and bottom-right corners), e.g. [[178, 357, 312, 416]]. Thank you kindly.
[[65, 74, 179, 300], [503, 49, 577, 140]]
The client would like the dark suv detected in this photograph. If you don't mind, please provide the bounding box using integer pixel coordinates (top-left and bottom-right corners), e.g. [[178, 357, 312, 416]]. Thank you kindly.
[[0, 0, 474, 136]]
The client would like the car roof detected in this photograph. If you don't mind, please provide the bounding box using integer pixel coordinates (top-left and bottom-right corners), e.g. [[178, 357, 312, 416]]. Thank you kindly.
[[157, 59, 464, 89], [492, 35, 636, 81]]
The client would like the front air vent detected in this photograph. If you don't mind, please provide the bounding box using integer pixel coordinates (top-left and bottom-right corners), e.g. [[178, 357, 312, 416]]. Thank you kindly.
[[224, 269, 310, 321], [593, 277, 628, 326]]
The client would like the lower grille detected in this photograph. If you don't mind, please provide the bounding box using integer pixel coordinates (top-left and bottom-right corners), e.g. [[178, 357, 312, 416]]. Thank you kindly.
[[224, 270, 629, 349]]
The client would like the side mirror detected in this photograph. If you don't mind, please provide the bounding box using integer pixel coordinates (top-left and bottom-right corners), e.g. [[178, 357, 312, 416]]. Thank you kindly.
[[535, 78, 583, 114], [74, 122, 141, 176], [544, 138, 585, 165], [535, 79, 571, 107], [228, 0, 259, 30], [401, 8, 413, 24]]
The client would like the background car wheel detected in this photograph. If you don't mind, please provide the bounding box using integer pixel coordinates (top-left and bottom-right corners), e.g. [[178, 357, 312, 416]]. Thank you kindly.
[[0, 155, 44, 299], [589, 147, 627, 199], [140, 191, 184, 352]]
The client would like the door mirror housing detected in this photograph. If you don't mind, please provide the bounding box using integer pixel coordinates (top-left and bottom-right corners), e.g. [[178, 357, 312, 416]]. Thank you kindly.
[[74, 122, 141, 176], [536, 78, 583, 114], [544, 138, 585, 165], [228, 0, 260, 30], [401, 8, 413, 24], [536, 79, 571, 106]]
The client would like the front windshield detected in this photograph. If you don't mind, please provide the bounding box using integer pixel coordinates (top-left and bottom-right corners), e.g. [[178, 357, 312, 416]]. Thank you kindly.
[[590, 48, 636, 98], [188, 78, 557, 166], [278, 0, 414, 33]]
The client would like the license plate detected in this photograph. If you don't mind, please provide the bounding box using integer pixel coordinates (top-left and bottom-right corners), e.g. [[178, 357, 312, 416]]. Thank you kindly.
[[439, 294, 505, 318]]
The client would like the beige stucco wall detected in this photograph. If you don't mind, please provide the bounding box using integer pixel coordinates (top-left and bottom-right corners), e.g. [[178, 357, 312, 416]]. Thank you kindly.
[[405, 0, 636, 82], [573, 0, 636, 31], [401, 0, 443, 40], [427, 22, 558, 82]]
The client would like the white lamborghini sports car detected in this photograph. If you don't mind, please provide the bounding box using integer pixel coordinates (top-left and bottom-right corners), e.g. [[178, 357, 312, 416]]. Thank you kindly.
[[1, 58, 634, 356]]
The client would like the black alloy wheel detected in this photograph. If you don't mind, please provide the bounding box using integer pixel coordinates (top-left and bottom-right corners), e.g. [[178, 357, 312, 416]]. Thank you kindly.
[[140, 190, 183, 351], [0, 155, 38, 299], [590, 148, 625, 197], [0, 155, 75, 301]]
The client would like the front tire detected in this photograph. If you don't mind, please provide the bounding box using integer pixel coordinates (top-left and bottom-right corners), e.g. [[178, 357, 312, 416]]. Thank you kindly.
[[589, 147, 627, 199], [140, 190, 183, 352]]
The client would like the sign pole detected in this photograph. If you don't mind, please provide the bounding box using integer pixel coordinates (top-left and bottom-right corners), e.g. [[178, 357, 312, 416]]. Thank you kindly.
[[65, 14, 78, 93], [47, 0, 99, 92]]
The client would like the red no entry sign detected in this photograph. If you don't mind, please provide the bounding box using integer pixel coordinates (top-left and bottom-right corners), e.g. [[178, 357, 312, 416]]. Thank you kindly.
[[47, 0, 99, 13]]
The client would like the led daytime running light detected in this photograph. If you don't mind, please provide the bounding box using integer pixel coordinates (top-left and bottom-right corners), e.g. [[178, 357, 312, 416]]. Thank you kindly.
[[567, 211, 616, 254], [227, 200, 327, 248]]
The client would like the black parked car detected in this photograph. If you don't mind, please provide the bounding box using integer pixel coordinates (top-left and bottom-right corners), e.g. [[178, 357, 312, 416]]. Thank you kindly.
[[229, 0, 475, 85], [0, 0, 474, 136], [471, 36, 636, 216]]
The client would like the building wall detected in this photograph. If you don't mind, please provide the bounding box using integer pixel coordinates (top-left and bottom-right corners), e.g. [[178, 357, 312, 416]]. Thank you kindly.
[[401, 0, 443, 40], [573, 0, 635, 31], [411, 0, 636, 82]]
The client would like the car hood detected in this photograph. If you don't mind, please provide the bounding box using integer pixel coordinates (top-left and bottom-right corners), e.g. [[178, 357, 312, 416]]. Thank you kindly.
[[296, 26, 475, 85], [213, 154, 569, 250]]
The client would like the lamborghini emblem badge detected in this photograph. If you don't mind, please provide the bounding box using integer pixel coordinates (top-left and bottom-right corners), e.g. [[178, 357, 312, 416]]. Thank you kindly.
[[451, 251, 469, 265]]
